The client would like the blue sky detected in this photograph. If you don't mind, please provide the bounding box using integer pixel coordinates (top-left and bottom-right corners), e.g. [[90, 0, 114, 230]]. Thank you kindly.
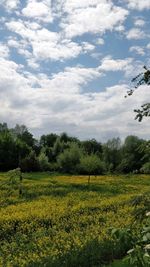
[[0, 0, 150, 141]]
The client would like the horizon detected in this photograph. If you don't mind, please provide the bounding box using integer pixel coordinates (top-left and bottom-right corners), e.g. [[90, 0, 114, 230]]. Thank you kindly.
[[1, 121, 149, 143]]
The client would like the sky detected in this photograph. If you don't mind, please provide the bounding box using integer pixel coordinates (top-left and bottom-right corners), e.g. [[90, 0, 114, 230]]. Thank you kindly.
[[0, 0, 150, 142]]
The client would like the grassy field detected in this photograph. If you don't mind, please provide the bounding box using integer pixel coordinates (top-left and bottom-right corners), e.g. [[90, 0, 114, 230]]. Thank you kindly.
[[0, 173, 149, 267]]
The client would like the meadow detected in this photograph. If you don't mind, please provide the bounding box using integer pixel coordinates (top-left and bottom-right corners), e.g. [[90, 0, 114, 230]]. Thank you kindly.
[[0, 173, 149, 267]]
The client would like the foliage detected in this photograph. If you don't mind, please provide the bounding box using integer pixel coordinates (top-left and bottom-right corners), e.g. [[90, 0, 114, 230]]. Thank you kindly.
[[140, 162, 150, 174], [125, 196, 150, 267], [0, 122, 149, 174], [134, 103, 150, 122], [40, 133, 58, 147], [0, 168, 23, 197], [117, 136, 145, 173], [79, 154, 105, 183], [8, 167, 22, 181], [57, 143, 82, 173], [81, 139, 102, 155], [103, 138, 121, 172], [38, 149, 50, 171], [52, 137, 65, 160], [127, 66, 150, 121], [0, 130, 18, 170], [110, 194, 150, 267], [11, 124, 35, 147], [20, 150, 39, 172]]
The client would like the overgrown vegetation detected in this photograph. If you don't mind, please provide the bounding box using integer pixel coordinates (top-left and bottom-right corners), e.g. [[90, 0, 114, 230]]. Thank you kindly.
[[0, 173, 149, 266], [0, 123, 149, 174]]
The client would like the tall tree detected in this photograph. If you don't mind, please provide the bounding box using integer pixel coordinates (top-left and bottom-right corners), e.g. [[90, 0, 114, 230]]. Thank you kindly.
[[118, 136, 145, 173], [11, 124, 35, 147], [103, 137, 122, 172], [0, 131, 17, 170], [81, 139, 102, 156], [40, 133, 58, 147]]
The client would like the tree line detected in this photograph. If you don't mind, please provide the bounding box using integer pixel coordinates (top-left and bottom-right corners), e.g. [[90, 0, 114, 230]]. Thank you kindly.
[[0, 122, 149, 174]]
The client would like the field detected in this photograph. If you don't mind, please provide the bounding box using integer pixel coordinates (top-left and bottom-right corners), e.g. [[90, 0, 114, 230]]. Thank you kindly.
[[0, 173, 149, 267]]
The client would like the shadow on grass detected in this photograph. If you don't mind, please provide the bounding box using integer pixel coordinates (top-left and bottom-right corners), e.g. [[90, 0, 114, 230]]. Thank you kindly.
[[23, 181, 126, 201], [26, 236, 131, 267]]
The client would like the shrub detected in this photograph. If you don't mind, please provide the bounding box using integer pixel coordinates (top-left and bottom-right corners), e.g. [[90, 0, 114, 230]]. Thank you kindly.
[[140, 162, 150, 174], [57, 143, 82, 173], [38, 150, 50, 171], [20, 150, 39, 172]]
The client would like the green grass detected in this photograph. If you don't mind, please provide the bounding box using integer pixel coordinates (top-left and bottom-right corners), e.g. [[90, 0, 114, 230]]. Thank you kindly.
[[107, 259, 127, 267], [0, 173, 149, 267]]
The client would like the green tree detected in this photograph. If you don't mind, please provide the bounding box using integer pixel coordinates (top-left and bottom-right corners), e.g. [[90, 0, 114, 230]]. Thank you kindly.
[[40, 133, 58, 147], [80, 154, 105, 184], [117, 136, 145, 173], [0, 122, 8, 132], [57, 143, 82, 173], [103, 137, 122, 172], [138, 140, 150, 163], [52, 137, 65, 160], [38, 149, 50, 171], [0, 131, 18, 170], [20, 150, 39, 172], [60, 132, 70, 143], [81, 139, 102, 156], [15, 139, 31, 167], [11, 124, 35, 147], [140, 162, 150, 174]]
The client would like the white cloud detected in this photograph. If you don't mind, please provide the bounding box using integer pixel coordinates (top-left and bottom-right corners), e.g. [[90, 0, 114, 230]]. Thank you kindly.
[[98, 56, 133, 73], [6, 20, 83, 61], [22, 0, 53, 23], [27, 58, 40, 69], [7, 39, 20, 48], [0, 43, 10, 58], [62, 0, 101, 10], [82, 42, 95, 53], [115, 25, 125, 32], [0, 58, 149, 140], [50, 66, 101, 93], [126, 0, 150, 10], [0, 57, 150, 141], [126, 28, 146, 39], [96, 38, 105, 45], [134, 19, 145, 27], [0, 0, 19, 11], [32, 38, 82, 61], [7, 37, 32, 58], [60, 0, 128, 38], [147, 43, 150, 49], [129, 46, 145, 56]]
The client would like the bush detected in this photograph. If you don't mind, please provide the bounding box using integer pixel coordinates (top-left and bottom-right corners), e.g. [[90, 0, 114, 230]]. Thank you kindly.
[[79, 154, 106, 176], [57, 143, 82, 173], [140, 162, 150, 174], [20, 150, 39, 172]]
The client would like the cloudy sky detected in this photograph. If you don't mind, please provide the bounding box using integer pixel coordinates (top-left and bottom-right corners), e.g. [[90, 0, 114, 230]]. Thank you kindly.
[[0, 0, 150, 141]]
